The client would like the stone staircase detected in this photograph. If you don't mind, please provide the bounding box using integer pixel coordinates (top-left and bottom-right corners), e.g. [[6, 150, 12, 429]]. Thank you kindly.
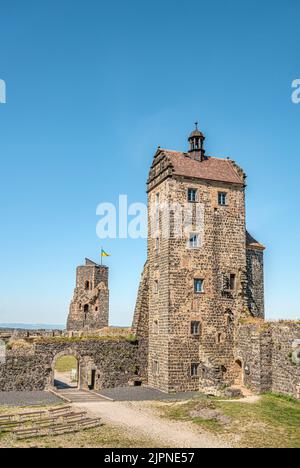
[[55, 389, 108, 403]]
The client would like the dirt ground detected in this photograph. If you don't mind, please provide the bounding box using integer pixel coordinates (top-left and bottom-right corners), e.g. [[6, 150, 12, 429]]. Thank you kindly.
[[72, 399, 230, 448]]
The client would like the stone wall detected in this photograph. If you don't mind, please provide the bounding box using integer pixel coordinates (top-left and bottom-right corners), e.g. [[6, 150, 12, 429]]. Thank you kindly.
[[0, 337, 141, 392], [236, 321, 300, 399], [132, 262, 149, 383], [246, 247, 265, 318]]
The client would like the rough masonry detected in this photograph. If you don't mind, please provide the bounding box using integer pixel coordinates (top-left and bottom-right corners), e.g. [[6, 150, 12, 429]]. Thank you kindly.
[[133, 125, 300, 398], [67, 258, 109, 331]]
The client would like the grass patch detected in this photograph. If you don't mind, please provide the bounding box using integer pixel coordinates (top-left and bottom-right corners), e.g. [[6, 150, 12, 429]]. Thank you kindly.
[[55, 355, 77, 372], [0, 424, 159, 448], [0, 404, 162, 448], [162, 393, 300, 448], [38, 335, 137, 344]]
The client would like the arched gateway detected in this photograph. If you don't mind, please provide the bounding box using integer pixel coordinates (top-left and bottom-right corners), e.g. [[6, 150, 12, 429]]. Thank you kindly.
[[51, 349, 97, 391]]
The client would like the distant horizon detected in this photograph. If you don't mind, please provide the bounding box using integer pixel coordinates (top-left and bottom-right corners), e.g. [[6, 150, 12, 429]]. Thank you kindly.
[[0, 322, 130, 330], [0, 323, 65, 330]]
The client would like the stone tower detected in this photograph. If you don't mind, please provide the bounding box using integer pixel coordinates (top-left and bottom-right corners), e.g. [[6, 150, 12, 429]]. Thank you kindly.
[[133, 124, 265, 393], [67, 259, 109, 331]]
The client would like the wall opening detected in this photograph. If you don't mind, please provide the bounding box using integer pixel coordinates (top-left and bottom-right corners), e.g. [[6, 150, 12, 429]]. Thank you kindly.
[[84, 304, 89, 321], [233, 359, 243, 386], [54, 355, 79, 390]]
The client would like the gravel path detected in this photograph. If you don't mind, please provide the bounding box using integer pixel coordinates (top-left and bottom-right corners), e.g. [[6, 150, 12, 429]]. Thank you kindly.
[[96, 386, 199, 402], [0, 391, 61, 407], [73, 400, 230, 448]]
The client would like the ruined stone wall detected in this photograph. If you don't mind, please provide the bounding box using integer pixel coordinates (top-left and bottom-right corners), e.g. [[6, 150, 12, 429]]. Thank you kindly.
[[0, 329, 64, 343], [236, 321, 300, 399], [0, 338, 140, 392], [246, 247, 265, 318], [67, 263, 109, 331]]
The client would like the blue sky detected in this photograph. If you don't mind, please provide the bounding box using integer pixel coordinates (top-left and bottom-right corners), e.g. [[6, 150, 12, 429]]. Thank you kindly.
[[0, 0, 299, 326]]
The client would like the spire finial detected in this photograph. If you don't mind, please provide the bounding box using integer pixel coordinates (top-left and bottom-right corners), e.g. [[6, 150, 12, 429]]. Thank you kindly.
[[195, 121, 198, 130]]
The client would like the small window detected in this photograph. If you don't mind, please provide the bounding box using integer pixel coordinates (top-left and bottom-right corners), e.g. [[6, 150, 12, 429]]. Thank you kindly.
[[191, 363, 199, 377], [189, 233, 200, 249], [216, 333, 224, 344], [229, 274, 236, 290], [95, 307, 98, 312], [191, 321, 201, 335], [155, 237, 159, 251], [218, 192, 227, 206], [225, 310, 234, 326], [188, 188, 197, 203], [194, 279, 204, 293], [154, 280, 159, 293], [84, 281, 90, 290]]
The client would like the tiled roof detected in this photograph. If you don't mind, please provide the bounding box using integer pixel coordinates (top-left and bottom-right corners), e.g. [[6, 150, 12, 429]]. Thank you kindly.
[[161, 149, 244, 185], [246, 231, 265, 251]]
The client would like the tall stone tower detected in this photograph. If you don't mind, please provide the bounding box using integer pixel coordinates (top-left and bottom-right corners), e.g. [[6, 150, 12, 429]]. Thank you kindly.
[[133, 124, 265, 393], [67, 259, 109, 331]]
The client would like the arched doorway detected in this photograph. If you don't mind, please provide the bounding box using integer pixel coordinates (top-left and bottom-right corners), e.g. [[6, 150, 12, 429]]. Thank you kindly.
[[233, 359, 243, 386], [52, 351, 80, 390]]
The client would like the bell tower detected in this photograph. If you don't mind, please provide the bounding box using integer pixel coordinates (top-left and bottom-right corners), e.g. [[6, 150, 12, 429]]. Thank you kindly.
[[188, 122, 206, 161]]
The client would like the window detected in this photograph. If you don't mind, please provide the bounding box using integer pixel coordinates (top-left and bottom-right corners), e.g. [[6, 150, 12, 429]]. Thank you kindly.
[[218, 192, 227, 206], [188, 188, 198, 203], [189, 233, 200, 249], [229, 274, 236, 291], [84, 304, 89, 321], [191, 363, 199, 377], [84, 281, 90, 290], [155, 237, 159, 251], [154, 280, 159, 293], [194, 279, 204, 293], [225, 310, 234, 327], [216, 333, 225, 344], [191, 321, 201, 336]]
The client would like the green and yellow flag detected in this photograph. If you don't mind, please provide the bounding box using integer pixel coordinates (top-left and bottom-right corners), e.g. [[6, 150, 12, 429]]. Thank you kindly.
[[101, 249, 110, 258]]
